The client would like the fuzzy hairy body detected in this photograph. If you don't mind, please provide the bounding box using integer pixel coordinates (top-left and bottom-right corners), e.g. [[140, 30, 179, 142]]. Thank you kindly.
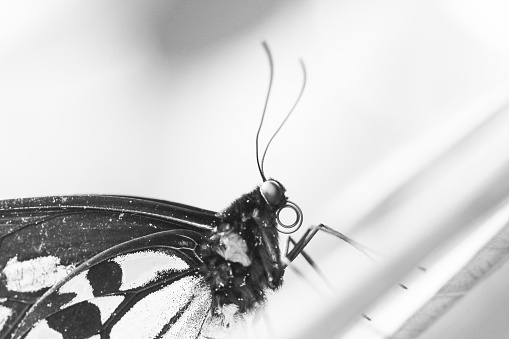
[[199, 183, 286, 314]]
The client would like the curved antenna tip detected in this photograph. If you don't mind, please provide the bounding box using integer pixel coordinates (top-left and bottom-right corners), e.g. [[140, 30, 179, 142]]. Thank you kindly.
[[256, 43, 307, 181], [256, 42, 274, 182], [260, 55, 307, 174]]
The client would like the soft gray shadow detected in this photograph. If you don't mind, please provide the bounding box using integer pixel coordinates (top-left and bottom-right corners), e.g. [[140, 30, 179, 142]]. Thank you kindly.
[[147, 0, 285, 57]]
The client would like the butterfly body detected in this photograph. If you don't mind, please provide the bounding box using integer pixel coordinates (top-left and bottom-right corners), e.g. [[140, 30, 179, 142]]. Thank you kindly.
[[0, 182, 288, 339]]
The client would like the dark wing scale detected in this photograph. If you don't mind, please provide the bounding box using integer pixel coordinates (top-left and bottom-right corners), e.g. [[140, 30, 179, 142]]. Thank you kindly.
[[0, 196, 218, 339], [14, 230, 212, 339]]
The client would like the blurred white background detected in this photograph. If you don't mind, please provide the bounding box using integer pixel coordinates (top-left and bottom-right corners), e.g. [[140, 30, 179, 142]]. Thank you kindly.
[[2, 1, 509, 338]]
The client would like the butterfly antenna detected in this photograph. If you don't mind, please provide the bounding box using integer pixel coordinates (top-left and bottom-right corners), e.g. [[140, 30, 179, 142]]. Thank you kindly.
[[260, 58, 307, 174], [256, 41, 274, 182]]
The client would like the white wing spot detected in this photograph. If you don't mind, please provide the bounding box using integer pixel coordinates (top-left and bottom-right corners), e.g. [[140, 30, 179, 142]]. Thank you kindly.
[[24, 320, 63, 339], [90, 296, 125, 324], [0, 305, 13, 329], [2, 256, 75, 293], [58, 271, 94, 308], [113, 251, 189, 291]]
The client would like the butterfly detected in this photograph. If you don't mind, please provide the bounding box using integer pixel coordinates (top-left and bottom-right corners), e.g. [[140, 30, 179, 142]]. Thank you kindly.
[[0, 43, 358, 339]]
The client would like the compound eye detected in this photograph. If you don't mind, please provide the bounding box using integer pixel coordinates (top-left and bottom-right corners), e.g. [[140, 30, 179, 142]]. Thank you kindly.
[[260, 180, 283, 206]]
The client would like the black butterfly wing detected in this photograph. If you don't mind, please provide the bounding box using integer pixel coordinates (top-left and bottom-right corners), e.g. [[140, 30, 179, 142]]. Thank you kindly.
[[14, 230, 213, 339], [0, 196, 218, 339]]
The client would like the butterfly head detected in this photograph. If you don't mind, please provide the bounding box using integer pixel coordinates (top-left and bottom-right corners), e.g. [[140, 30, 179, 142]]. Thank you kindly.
[[260, 179, 303, 235], [260, 179, 284, 206]]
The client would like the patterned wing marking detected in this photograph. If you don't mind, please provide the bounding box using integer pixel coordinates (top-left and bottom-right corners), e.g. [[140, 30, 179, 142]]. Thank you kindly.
[[2, 256, 75, 294], [12, 230, 210, 339], [24, 296, 126, 339], [22, 276, 211, 339], [163, 283, 213, 339], [0, 196, 218, 339], [110, 276, 210, 339], [112, 251, 190, 291], [55, 249, 191, 310]]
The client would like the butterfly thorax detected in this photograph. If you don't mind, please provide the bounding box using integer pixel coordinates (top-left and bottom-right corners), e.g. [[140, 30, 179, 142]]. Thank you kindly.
[[199, 184, 286, 314]]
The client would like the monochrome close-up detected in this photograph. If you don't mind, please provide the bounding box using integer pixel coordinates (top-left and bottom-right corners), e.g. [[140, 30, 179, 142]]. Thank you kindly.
[[1, 1, 509, 338]]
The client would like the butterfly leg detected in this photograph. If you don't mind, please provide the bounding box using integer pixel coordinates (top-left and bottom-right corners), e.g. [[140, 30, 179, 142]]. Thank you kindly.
[[282, 235, 320, 270], [282, 226, 340, 289], [285, 224, 366, 263]]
